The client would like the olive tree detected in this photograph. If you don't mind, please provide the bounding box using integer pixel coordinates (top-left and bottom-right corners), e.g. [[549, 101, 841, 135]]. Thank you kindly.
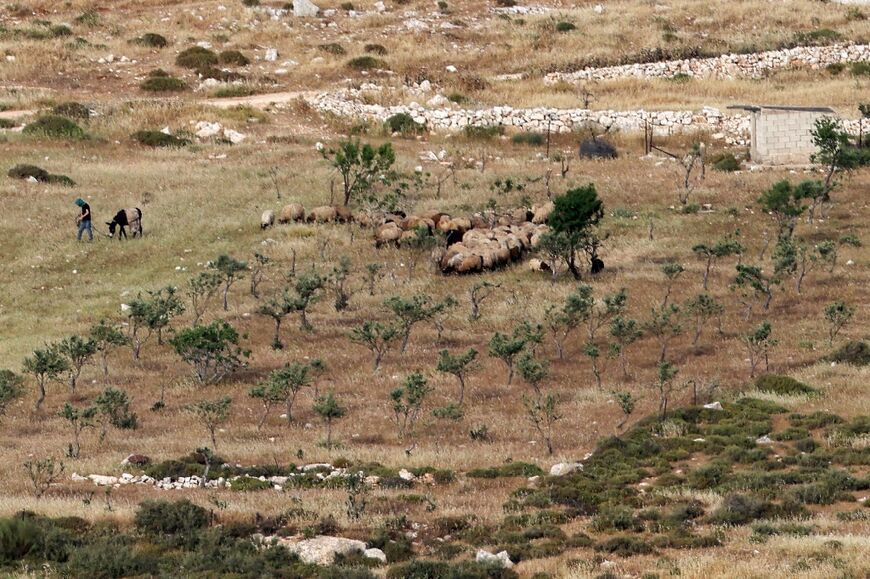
[[385, 293, 451, 353], [313, 393, 346, 448], [258, 290, 293, 350], [250, 361, 320, 427], [186, 271, 223, 326], [23, 344, 69, 410], [692, 232, 744, 290], [436, 348, 478, 406], [187, 396, 232, 451], [57, 335, 96, 393], [89, 320, 129, 378], [643, 303, 683, 363], [685, 293, 724, 347], [390, 371, 433, 440], [127, 286, 185, 359], [94, 387, 138, 441], [169, 320, 249, 384], [0, 370, 24, 421], [742, 321, 776, 378], [350, 321, 400, 371], [609, 315, 642, 378], [58, 402, 97, 458], [523, 393, 561, 456], [323, 139, 396, 206], [210, 254, 248, 311], [824, 301, 854, 346], [539, 184, 605, 279], [489, 321, 540, 385], [286, 271, 325, 331]]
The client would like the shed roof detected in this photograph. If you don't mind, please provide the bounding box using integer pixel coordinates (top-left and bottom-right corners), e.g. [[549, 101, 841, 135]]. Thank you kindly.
[[727, 104, 835, 113]]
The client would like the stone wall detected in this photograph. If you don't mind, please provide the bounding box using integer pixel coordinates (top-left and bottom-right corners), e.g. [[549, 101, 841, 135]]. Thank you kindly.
[[305, 91, 863, 146], [544, 43, 870, 83]]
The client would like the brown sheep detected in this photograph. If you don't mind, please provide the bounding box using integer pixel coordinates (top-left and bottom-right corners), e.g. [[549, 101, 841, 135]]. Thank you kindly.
[[278, 203, 305, 223], [261, 209, 275, 230], [307, 206, 338, 223], [375, 222, 402, 247], [334, 205, 354, 223], [532, 201, 555, 224]]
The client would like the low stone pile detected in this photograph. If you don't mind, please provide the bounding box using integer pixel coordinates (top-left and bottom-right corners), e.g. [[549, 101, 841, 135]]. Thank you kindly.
[[72, 462, 439, 491], [544, 43, 870, 83]]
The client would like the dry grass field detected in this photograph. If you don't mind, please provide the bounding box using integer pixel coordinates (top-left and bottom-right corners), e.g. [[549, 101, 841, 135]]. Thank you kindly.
[[0, 0, 869, 578]]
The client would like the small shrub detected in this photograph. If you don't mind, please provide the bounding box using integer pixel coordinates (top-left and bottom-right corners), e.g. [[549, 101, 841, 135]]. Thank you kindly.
[[23, 115, 85, 140], [135, 499, 209, 535], [242, 0, 261, 5], [0, 119, 15, 129], [52, 102, 91, 119], [433, 403, 463, 421], [384, 113, 424, 135], [447, 93, 467, 104], [176, 46, 218, 69], [463, 125, 504, 140], [794, 28, 842, 45], [496, 0, 516, 6], [364, 43, 387, 55], [709, 494, 771, 525], [319, 43, 346, 55], [7, 164, 49, 181], [230, 476, 273, 492], [826, 62, 845, 76], [688, 462, 729, 489], [579, 138, 617, 159], [555, 21, 576, 32], [0, 517, 40, 563], [340, 2, 355, 10], [132, 130, 190, 148], [754, 375, 819, 396], [133, 33, 168, 48], [213, 85, 256, 98], [826, 341, 870, 366], [49, 25, 73, 38], [219, 49, 250, 66], [711, 152, 740, 172], [594, 536, 654, 557], [511, 132, 545, 146], [140, 75, 186, 92], [347, 56, 385, 70], [467, 462, 543, 478]]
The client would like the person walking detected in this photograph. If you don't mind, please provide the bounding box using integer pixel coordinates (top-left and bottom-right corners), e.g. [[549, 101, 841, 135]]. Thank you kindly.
[[75, 198, 93, 242]]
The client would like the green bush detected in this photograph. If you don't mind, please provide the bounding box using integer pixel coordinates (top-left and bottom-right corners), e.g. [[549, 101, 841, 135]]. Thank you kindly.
[[850, 61, 870, 76], [794, 28, 842, 45], [0, 517, 40, 563], [385, 113, 425, 135], [433, 403, 464, 421], [242, 0, 260, 5], [447, 93, 467, 104], [511, 132, 545, 146], [463, 125, 505, 140], [52, 102, 91, 119], [386, 560, 518, 579], [826, 341, 869, 366], [319, 43, 346, 55], [688, 462, 729, 489], [219, 49, 250, 66], [555, 21, 576, 32], [826, 62, 846, 75], [23, 115, 85, 140], [709, 494, 774, 525], [230, 476, 273, 492], [67, 537, 160, 579], [711, 152, 740, 172], [594, 536, 654, 556], [467, 462, 543, 478], [789, 411, 843, 430], [213, 85, 256, 98], [176, 46, 218, 69], [347, 56, 385, 70], [754, 375, 819, 396], [132, 32, 168, 48], [0, 119, 15, 129], [135, 499, 209, 536], [141, 74, 187, 93], [8, 164, 49, 181], [132, 130, 190, 148], [364, 43, 388, 55]]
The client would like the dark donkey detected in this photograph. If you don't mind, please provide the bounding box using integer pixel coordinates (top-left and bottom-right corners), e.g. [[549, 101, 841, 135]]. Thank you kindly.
[[107, 208, 143, 240]]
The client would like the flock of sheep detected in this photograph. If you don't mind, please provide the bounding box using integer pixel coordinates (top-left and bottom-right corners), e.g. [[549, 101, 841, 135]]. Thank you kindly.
[[260, 202, 556, 274]]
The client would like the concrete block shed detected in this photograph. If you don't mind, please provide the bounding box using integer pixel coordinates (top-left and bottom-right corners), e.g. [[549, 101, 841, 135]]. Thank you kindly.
[[728, 105, 835, 165]]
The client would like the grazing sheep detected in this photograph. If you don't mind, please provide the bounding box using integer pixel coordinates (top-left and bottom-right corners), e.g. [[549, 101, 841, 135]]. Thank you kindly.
[[306, 206, 338, 223], [261, 210, 275, 229], [334, 205, 354, 223], [532, 201, 555, 224], [375, 222, 402, 247], [278, 203, 305, 223], [528, 258, 552, 272]]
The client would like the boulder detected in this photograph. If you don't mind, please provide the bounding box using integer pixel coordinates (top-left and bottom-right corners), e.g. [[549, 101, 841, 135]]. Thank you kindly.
[[549, 462, 583, 476], [293, 0, 320, 17], [88, 474, 119, 486], [703, 401, 723, 411], [475, 549, 514, 569], [281, 535, 366, 565], [364, 548, 387, 562]]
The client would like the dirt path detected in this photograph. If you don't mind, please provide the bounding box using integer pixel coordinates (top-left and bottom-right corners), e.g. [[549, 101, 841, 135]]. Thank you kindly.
[[198, 90, 316, 109]]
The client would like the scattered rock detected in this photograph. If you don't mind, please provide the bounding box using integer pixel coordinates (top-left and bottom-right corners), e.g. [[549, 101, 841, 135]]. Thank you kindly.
[[475, 549, 514, 569], [293, 0, 320, 17], [756, 435, 773, 445], [549, 462, 583, 476], [264, 48, 278, 61], [703, 401, 724, 411], [364, 548, 387, 562], [279, 535, 366, 565]]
